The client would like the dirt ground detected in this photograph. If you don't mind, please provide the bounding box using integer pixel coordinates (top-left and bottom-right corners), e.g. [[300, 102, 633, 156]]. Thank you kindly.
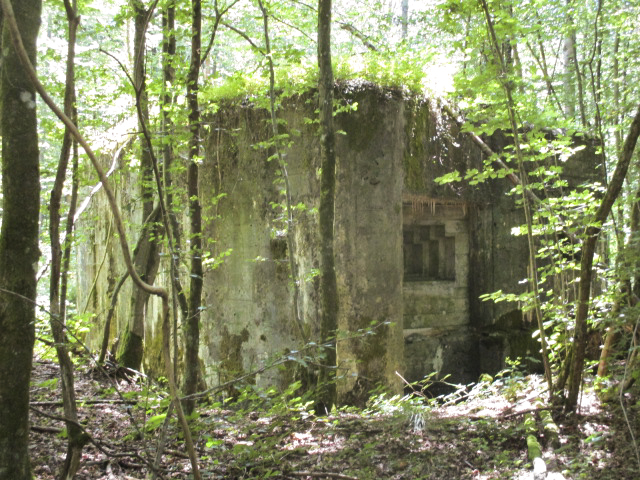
[[28, 359, 640, 480]]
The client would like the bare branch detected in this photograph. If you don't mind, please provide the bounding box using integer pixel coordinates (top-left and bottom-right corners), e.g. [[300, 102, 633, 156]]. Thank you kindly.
[[221, 20, 265, 55], [338, 22, 377, 51]]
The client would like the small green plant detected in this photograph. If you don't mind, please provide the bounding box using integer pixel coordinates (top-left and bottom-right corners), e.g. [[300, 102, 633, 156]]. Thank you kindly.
[[144, 413, 167, 433], [366, 380, 435, 433], [37, 377, 59, 390], [493, 357, 527, 402]]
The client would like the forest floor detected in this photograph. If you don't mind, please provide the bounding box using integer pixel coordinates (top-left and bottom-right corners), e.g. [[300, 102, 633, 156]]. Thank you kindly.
[[28, 358, 639, 480]]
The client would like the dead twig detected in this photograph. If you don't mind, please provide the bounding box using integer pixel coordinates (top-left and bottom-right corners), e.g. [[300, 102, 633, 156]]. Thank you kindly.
[[31, 399, 137, 407], [31, 425, 63, 434], [165, 449, 189, 459], [288, 472, 359, 480], [499, 406, 561, 420]]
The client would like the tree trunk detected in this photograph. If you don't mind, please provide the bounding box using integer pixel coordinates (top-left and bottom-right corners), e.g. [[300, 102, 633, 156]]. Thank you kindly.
[[132, 0, 154, 220], [317, 0, 338, 413], [479, 0, 553, 397], [563, 0, 576, 120], [161, 0, 185, 381], [119, 0, 157, 371], [401, 0, 408, 39], [259, 0, 307, 344], [563, 0, 587, 127], [47, 2, 88, 478], [0, 1, 42, 478], [566, 102, 640, 411], [183, 0, 204, 415], [118, 212, 162, 370]]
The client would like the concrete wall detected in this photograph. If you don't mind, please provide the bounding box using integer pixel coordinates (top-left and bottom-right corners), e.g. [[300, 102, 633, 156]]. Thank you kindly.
[[402, 201, 473, 385], [77, 83, 599, 404]]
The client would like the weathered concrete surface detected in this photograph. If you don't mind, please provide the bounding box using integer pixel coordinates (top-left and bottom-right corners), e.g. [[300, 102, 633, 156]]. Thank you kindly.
[[75, 148, 167, 377], [332, 87, 406, 404], [198, 104, 318, 391], [77, 83, 599, 405], [199, 86, 407, 404]]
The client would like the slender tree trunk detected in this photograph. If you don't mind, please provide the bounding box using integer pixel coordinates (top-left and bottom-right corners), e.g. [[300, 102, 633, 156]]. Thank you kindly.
[[317, 0, 338, 413], [119, 0, 158, 371], [563, 0, 576, 120], [525, 39, 563, 114], [566, 4, 587, 128], [0, 1, 42, 478], [132, 0, 153, 220], [566, 103, 640, 411], [162, 0, 185, 381], [183, 0, 204, 415], [612, 34, 623, 155], [631, 186, 640, 302], [401, 0, 408, 39], [47, 2, 89, 478], [258, 0, 306, 343], [479, 0, 554, 397], [119, 217, 161, 370], [597, 313, 619, 378], [59, 118, 79, 336]]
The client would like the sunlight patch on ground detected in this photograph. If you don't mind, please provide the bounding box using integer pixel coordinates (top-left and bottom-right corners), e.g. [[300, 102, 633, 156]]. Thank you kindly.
[[283, 429, 346, 455]]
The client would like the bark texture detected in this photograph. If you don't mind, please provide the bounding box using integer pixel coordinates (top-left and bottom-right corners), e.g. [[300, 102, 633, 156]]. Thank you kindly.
[[317, 0, 338, 413], [0, 1, 42, 478], [566, 102, 640, 410], [119, 0, 158, 371], [183, 0, 204, 415]]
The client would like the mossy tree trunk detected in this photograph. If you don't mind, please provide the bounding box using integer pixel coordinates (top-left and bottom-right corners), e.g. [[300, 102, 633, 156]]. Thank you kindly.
[[317, 0, 338, 412], [0, 1, 42, 478]]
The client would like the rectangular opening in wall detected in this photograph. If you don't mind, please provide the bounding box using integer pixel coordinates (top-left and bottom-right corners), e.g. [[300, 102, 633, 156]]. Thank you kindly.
[[403, 224, 455, 282], [402, 195, 468, 284]]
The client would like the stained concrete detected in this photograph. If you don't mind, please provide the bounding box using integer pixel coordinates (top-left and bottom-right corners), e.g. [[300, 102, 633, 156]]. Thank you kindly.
[[76, 83, 601, 404]]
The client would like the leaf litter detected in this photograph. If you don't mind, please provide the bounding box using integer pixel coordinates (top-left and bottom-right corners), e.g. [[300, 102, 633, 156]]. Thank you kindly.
[[28, 360, 639, 479]]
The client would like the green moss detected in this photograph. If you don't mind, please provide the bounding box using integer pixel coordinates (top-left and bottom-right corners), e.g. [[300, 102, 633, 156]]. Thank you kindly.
[[337, 93, 383, 152], [117, 328, 143, 370], [403, 101, 430, 191], [142, 331, 165, 380], [404, 152, 425, 191], [527, 434, 542, 461], [219, 327, 251, 387]]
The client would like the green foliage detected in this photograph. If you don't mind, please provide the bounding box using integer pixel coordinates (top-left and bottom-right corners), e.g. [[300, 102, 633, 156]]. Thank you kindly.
[[36, 377, 59, 391], [432, 0, 640, 394], [32, 0, 640, 442], [492, 358, 529, 402], [144, 413, 167, 433]]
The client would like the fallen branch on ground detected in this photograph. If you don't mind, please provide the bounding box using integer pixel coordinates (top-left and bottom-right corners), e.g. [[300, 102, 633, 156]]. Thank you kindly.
[[288, 472, 359, 480], [31, 425, 63, 434], [31, 399, 137, 407]]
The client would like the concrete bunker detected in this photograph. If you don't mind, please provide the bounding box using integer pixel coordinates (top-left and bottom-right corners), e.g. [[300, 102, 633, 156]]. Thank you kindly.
[[76, 83, 601, 405]]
